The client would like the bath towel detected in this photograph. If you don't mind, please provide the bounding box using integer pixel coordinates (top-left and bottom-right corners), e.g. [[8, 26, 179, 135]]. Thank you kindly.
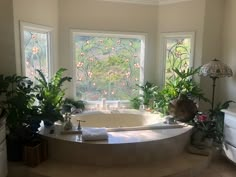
[[82, 128, 108, 141]]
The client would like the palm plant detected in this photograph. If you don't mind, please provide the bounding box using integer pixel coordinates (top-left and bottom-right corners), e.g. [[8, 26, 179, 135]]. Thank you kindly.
[[35, 68, 72, 125]]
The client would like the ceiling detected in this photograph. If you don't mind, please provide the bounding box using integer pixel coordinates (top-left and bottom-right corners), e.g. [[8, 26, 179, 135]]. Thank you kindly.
[[98, 0, 193, 6]]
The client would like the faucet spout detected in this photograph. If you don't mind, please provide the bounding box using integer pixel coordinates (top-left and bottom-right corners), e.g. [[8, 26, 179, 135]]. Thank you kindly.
[[77, 119, 86, 131]]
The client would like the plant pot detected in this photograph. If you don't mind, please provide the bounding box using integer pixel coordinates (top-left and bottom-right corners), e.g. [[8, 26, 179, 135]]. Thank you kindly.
[[23, 141, 41, 167], [169, 94, 198, 122], [6, 134, 23, 161], [23, 138, 48, 167], [204, 138, 213, 148], [40, 138, 48, 162]]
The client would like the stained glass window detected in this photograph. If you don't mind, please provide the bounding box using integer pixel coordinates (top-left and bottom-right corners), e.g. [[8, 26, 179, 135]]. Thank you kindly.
[[163, 33, 194, 83], [21, 23, 52, 82], [73, 32, 145, 101]]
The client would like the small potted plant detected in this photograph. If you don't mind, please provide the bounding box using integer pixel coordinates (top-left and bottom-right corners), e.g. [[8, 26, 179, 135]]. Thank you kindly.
[[190, 100, 235, 150], [132, 82, 159, 110]]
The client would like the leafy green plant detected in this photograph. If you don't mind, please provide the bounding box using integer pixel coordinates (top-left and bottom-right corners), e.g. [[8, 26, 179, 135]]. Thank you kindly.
[[35, 68, 72, 124], [153, 86, 176, 115], [0, 74, 39, 133], [130, 97, 142, 110], [190, 100, 235, 148], [209, 100, 235, 145], [153, 67, 209, 115], [171, 67, 209, 102], [62, 98, 85, 114], [136, 82, 159, 106]]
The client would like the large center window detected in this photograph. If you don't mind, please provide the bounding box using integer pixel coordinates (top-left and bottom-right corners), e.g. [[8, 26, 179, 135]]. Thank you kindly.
[[72, 31, 145, 102]]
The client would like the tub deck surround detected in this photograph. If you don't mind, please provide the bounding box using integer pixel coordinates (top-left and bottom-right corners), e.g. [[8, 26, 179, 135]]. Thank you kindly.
[[39, 127, 192, 166], [38, 109, 191, 144], [37, 110, 193, 165], [39, 124, 191, 144], [8, 152, 211, 177]]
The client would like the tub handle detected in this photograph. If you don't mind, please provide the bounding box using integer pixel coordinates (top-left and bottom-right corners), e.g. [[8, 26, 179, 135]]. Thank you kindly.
[[77, 120, 86, 130]]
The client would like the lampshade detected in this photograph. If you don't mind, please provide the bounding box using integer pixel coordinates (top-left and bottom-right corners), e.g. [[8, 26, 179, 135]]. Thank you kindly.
[[199, 59, 233, 78]]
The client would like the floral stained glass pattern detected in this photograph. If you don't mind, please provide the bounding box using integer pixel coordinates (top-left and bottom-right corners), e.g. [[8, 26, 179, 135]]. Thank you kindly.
[[23, 30, 49, 81], [74, 34, 144, 101], [165, 38, 191, 82]]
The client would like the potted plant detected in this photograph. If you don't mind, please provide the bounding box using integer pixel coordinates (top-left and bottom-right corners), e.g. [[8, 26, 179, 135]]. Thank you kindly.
[[131, 82, 159, 110], [154, 67, 209, 120], [130, 97, 142, 110], [0, 74, 40, 161], [35, 68, 72, 127], [189, 100, 235, 151], [62, 98, 85, 114]]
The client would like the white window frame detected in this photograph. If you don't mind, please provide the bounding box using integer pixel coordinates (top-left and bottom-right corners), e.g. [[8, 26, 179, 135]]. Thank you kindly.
[[20, 21, 53, 79], [160, 32, 195, 85], [70, 29, 146, 105]]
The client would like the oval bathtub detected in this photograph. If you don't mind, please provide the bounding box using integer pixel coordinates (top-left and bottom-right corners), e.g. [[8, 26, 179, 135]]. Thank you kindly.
[[70, 110, 182, 132], [39, 110, 193, 166]]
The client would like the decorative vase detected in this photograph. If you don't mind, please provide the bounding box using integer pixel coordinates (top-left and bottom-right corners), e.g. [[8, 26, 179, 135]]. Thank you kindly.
[[64, 119, 72, 131], [168, 94, 198, 122]]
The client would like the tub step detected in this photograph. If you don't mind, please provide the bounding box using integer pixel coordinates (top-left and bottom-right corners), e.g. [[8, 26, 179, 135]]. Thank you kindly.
[[8, 152, 211, 177]]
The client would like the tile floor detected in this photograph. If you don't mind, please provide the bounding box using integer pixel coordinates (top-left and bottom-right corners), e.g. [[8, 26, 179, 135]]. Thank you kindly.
[[201, 155, 236, 177]]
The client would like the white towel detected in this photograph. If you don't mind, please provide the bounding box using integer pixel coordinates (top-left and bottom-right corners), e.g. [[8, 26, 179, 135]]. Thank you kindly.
[[82, 128, 108, 141]]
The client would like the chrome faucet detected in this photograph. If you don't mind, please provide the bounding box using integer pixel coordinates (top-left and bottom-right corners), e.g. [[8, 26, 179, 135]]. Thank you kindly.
[[77, 120, 85, 131]]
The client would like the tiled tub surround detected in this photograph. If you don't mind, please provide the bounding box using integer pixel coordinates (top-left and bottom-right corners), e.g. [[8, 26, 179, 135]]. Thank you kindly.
[[38, 110, 193, 166]]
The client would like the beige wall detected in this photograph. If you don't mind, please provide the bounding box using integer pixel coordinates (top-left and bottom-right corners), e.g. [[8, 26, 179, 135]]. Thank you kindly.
[[58, 0, 158, 96], [157, 0, 206, 84], [7, 0, 234, 107], [13, 0, 59, 75], [0, 0, 16, 75], [200, 0, 225, 110], [221, 0, 236, 104]]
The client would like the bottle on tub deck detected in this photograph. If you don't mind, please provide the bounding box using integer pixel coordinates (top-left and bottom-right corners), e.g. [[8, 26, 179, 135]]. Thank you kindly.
[[117, 100, 121, 109], [96, 103, 100, 110], [139, 104, 145, 112], [101, 98, 106, 110]]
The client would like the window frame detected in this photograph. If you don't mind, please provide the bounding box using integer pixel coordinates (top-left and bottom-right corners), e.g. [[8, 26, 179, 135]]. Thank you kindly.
[[70, 29, 146, 105], [160, 32, 195, 85], [20, 21, 53, 79]]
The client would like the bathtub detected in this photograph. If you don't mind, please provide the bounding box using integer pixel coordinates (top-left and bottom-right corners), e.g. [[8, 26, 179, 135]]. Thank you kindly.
[[70, 109, 182, 132], [38, 110, 192, 165]]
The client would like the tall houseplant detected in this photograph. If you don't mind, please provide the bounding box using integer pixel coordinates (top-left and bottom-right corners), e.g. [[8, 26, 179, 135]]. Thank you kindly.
[[35, 68, 72, 126], [0, 75, 39, 133], [0, 74, 40, 161]]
